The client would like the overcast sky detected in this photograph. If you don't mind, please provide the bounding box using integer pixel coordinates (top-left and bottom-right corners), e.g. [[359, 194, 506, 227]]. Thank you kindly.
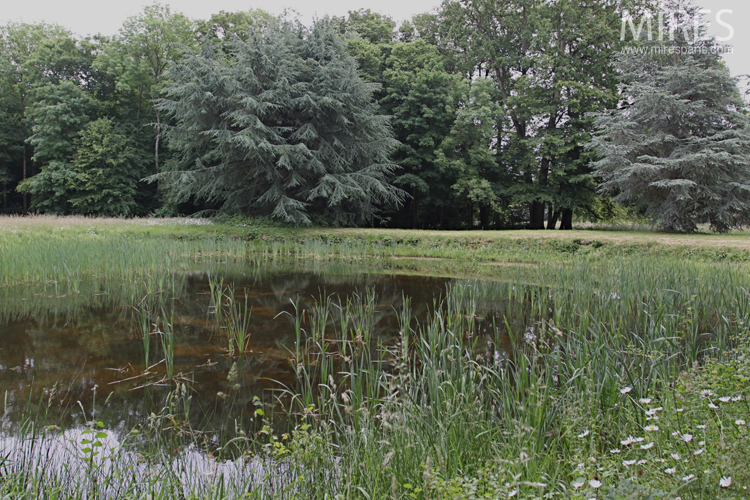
[[1, 0, 748, 84]]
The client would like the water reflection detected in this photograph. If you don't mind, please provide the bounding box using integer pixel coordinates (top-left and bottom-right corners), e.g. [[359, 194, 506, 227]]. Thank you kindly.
[[0, 427, 270, 498], [0, 263, 448, 434]]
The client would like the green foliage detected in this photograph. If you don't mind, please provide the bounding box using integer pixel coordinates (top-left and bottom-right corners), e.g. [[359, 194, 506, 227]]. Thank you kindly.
[[20, 118, 140, 216], [436, 77, 505, 227], [381, 40, 463, 227], [3, 0, 748, 230], [68, 118, 139, 216], [16, 160, 77, 213], [437, 0, 626, 228], [97, 4, 195, 101], [343, 9, 396, 44], [27, 81, 99, 164], [196, 9, 277, 43], [0, 89, 22, 211], [94, 3, 196, 182], [0, 21, 89, 211], [155, 19, 406, 226], [590, 6, 750, 233]]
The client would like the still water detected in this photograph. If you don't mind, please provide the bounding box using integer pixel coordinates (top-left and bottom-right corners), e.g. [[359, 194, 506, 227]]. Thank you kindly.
[[0, 263, 452, 433]]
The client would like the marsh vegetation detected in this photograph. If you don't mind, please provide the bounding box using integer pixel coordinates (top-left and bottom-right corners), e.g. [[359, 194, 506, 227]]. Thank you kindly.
[[1, 218, 749, 499]]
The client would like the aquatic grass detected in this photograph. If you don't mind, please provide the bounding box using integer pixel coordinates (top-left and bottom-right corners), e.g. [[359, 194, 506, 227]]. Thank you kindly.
[[134, 303, 153, 367], [222, 285, 253, 356], [158, 306, 176, 379], [0, 230, 251, 286], [258, 256, 750, 498], [3, 224, 750, 498]]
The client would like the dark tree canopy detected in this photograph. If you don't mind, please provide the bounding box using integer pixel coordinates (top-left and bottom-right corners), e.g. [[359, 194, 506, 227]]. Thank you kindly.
[[4, 0, 749, 231], [589, 6, 750, 233], [154, 20, 405, 226]]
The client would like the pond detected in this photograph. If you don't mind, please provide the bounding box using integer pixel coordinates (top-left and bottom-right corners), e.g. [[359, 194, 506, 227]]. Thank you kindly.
[[0, 259, 530, 498], [0, 262, 503, 435]]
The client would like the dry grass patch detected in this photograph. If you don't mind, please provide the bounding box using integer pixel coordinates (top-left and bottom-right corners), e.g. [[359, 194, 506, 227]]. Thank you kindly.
[[0, 215, 213, 231], [309, 226, 750, 251]]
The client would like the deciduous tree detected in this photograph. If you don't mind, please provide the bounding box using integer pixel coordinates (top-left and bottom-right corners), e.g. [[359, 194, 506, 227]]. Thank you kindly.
[[437, 0, 630, 228], [0, 22, 84, 211], [95, 4, 195, 174], [381, 40, 463, 228]]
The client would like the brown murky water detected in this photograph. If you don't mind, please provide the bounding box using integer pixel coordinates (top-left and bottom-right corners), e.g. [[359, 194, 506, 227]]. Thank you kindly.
[[0, 265, 452, 433]]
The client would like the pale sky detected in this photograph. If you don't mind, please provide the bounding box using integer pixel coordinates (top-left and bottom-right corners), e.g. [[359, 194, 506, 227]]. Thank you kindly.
[[0, 0, 442, 36], [1, 0, 748, 84]]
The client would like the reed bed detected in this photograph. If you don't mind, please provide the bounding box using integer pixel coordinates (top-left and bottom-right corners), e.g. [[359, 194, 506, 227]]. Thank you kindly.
[[2, 228, 749, 498]]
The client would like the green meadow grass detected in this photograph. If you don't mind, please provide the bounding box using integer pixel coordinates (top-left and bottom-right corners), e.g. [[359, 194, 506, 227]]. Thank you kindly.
[[1, 216, 750, 499], [3, 214, 750, 287]]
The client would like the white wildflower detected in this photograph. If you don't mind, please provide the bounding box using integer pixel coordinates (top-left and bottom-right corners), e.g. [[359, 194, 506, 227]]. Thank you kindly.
[[708, 403, 719, 409], [682, 474, 695, 482], [697, 425, 706, 429], [621, 387, 632, 394], [623, 459, 637, 467], [720, 476, 732, 488], [639, 398, 652, 404], [693, 448, 704, 456], [700, 390, 713, 397], [671, 453, 681, 460], [681, 434, 693, 443], [644, 425, 659, 432], [665, 468, 676, 474], [571, 478, 585, 490], [719, 397, 731, 403], [641, 442, 654, 450], [578, 430, 590, 438], [589, 479, 602, 489], [736, 419, 746, 426], [610, 448, 621, 454]]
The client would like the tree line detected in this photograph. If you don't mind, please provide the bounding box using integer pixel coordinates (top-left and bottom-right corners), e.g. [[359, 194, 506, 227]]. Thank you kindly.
[[1, 0, 749, 231]]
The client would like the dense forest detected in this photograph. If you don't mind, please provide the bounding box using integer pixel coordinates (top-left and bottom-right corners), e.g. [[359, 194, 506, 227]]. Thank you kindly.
[[1, 0, 749, 230]]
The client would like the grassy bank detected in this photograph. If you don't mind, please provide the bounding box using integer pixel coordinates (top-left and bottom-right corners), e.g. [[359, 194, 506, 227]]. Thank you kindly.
[[2, 215, 750, 286], [2, 216, 750, 499]]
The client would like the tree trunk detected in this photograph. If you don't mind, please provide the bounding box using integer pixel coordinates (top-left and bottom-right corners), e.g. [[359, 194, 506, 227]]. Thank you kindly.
[[479, 205, 489, 229], [154, 109, 161, 174], [412, 195, 418, 229], [22, 142, 27, 213], [560, 208, 573, 230], [529, 156, 552, 229], [547, 203, 560, 229], [529, 200, 545, 229]]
